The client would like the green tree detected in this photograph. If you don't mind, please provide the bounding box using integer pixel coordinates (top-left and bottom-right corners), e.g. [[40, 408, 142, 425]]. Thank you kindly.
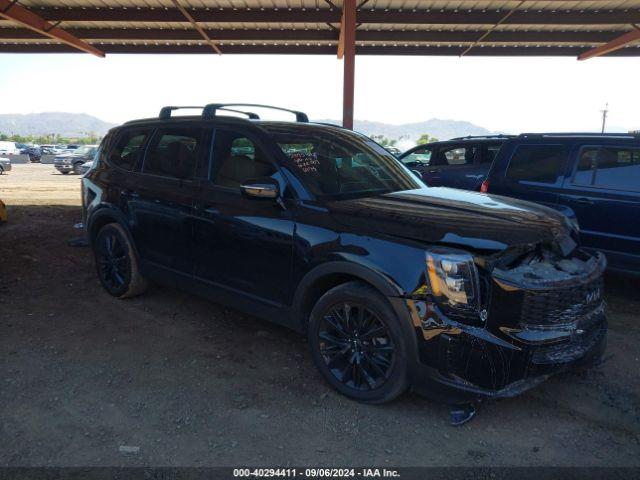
[[0, 132, 103, 145], [417, 133, 438, 145], [371, 134, 398, 147]]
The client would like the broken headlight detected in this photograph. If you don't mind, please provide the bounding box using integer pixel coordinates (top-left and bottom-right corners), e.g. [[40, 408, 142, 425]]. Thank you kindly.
[[426, 249, 481, 313]]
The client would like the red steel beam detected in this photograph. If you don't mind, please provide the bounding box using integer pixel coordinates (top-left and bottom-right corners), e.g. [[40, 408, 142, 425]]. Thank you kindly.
[[337, 10, 345, 59], [170, 0, 221, 54], [0, 0, 103, 57], [2, 44, 640, 57], [0, 27, 634, 44], [578, 24, 640, 60], [342, 0, 356, 130]]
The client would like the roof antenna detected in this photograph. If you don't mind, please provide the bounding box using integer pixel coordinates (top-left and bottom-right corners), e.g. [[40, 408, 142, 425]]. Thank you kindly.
[[600, 102, 609, 134]]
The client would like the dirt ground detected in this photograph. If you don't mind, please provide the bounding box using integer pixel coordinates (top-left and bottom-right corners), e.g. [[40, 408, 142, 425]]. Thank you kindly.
[[1, 164, 639, 467]]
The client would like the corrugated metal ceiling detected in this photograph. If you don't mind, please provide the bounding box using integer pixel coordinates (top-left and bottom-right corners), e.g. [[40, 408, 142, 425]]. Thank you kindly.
[[2, 0, 640, 55]]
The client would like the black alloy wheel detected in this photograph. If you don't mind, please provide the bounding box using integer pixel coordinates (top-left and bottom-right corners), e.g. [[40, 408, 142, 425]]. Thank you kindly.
[[94, 223, 147, 298], [96, 228, 130, 295], [308, 281, 408, 404], [318, 302, 395, 391]]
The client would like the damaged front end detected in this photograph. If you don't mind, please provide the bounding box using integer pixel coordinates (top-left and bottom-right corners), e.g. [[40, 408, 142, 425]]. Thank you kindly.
[[402, 237, 607, 403]]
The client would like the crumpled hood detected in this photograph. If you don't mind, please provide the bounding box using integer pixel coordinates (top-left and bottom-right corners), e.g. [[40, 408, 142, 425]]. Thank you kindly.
[[326, 187, 574, 252]]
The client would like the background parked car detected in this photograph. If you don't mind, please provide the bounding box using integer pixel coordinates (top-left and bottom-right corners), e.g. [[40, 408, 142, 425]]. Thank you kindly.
[[17, 143, 30, 154], [76, 161, 93, 176], [481, 133, 640, 275], [0, 141, 20, 156], [25, 146, 42, 162], [385, 145, 402, 157], [0, 156, 11, 174], [54, 145, 98, 174], [40, 145, 61, 155], [399, 135, 513, 190]]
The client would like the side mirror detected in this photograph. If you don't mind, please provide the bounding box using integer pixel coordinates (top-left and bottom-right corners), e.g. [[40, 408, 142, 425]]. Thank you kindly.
[[240, 177, 280, 199]]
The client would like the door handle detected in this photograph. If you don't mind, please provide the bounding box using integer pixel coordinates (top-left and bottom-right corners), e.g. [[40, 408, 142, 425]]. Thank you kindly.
[[574, 197, 594, 206]]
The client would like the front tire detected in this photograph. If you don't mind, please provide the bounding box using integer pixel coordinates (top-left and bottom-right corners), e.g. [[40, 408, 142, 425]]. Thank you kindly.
[[308, 281, 409, 404], [94, 223, 147, 298]]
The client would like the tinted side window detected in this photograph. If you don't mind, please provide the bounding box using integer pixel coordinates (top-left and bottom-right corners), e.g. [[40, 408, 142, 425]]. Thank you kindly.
[[593, 146, 640, 192], [212, 130, 276, 188], [481, 144, 503, 164], [401, 147, 432, 165], [506, 145, 564, 184], [441, 146, 469, 166], [572, 148, 597, 186], [143, 127, 203, 180], [108, 129, 150, 171]]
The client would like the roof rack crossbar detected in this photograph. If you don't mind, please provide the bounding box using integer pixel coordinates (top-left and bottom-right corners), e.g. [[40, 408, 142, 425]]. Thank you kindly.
[[217, 107, 260, 120], [159, 106, 203, 120], [202, 103, 308, 122], [159, 105, 260, 120]]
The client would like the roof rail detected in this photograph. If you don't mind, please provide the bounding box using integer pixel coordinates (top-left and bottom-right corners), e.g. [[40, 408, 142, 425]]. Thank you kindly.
[[202, 103, 309, 122], [159, 105, 260, 120], [518, 132, 639, 139], [450, 134, 515, 140]]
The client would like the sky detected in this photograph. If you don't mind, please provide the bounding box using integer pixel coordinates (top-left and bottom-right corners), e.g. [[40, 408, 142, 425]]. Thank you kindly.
[[0, 53, 638, 134]]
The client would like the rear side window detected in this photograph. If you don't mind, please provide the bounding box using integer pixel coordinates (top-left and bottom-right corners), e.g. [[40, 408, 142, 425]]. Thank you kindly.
[[594, 147, 640, 192], [506, 145, 564, 184], [108, 129, 150, 171], [439, 146, 471, 166], [481, 144, 503, 164], [143, 127, 204, 180], [211, 130, 277, 188]]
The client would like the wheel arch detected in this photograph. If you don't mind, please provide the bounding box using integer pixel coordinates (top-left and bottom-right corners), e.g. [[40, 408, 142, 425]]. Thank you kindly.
[[292, 261, 404, 332], [87, 205, 133, 245]]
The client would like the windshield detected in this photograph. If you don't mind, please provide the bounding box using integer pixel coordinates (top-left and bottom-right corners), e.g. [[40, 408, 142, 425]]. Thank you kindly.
[[263, 125, 422, 200], [76, 146, 96, 155]]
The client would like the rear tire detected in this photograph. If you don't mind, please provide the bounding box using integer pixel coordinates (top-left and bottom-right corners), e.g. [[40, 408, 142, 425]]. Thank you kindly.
[[94, 223, 147, 299], [308, 281, 409, 404]]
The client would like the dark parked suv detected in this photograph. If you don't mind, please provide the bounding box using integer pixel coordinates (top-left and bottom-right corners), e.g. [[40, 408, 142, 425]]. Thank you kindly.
[[83, 105, 607, 404], [399, 135, 512, 190], [481, 133, 640, 275]]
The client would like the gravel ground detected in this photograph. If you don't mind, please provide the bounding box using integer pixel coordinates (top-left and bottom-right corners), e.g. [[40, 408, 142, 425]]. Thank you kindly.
[[1, 164, 639, 467]]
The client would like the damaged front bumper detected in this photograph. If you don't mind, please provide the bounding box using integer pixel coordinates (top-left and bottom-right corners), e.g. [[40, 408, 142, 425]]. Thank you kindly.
[[390, 251, 607, 403]]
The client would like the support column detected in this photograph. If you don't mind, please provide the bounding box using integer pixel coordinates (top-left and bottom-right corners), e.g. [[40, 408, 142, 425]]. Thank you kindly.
[[341, 0, 356, 130]]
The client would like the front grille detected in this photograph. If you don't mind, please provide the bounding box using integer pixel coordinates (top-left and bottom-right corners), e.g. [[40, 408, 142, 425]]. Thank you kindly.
[[520, 276, 604, 327]]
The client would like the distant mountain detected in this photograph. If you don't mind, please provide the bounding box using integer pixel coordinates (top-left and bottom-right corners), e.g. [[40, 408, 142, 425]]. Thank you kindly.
[[0, 112, 116, 137], [316, 118, 493, 142]]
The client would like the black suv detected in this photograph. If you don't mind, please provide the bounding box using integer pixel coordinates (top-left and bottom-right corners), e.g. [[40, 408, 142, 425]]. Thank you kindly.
[[399, 135, 512, 190], [481, 133, 640, 275], [83, 105, 607, 404]]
